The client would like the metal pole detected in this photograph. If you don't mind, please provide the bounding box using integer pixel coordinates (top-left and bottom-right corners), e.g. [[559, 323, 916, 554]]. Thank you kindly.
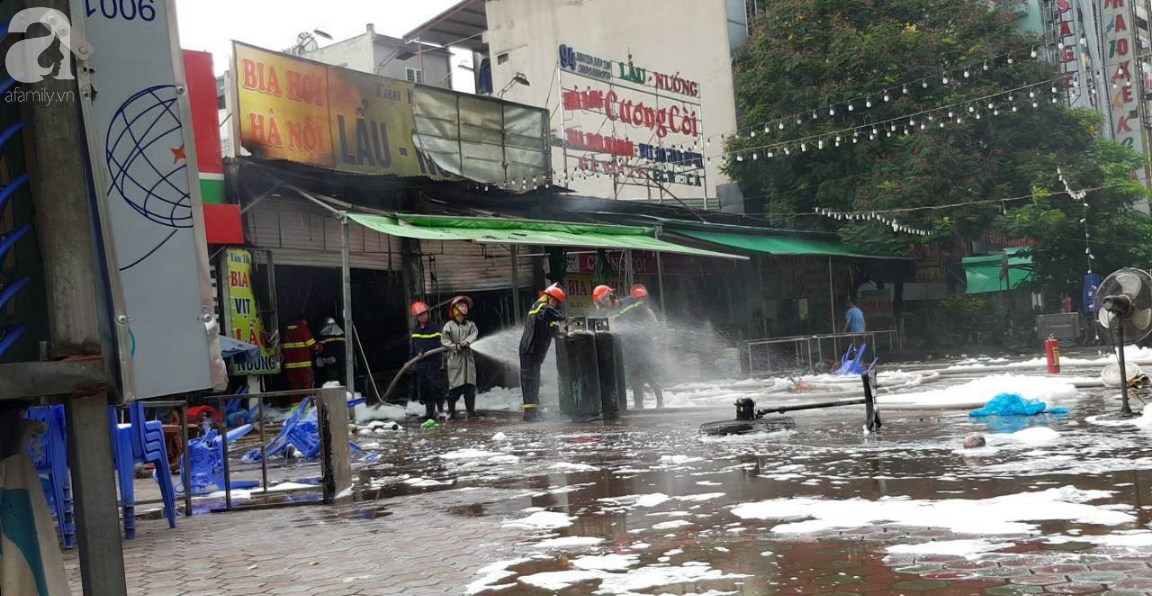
[[180, 402, 192, 517], [351, 322, 381, 400], [258, 395, 269, 492], [828, 257, 836, 335], [221, 412, 232, 511], [65, 392, 128, 596], [341, 214, 355, 398], [510, 244, 522, 323], [624, 249, 635, 290]]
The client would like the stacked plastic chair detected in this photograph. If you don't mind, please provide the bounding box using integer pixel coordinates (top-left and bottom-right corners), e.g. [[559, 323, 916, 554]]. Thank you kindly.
[[25, 405, 75, 549], [109, 402, 178, 539], [179, 424, 258, 495]]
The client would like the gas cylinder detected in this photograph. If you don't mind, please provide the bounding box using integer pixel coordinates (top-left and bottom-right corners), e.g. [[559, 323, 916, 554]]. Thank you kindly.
[[1045, 335, 1061, 374]]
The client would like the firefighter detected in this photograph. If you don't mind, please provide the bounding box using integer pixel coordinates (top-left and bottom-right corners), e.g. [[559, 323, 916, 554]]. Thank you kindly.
[[612, 284, 665, 409], [441, 296, 480, 419], [592, 284, 619, 312], [315, 316, 347, 386], [282, 314, 322, 398], [410, 301, 446, 420], [519, 284, 566, 422]]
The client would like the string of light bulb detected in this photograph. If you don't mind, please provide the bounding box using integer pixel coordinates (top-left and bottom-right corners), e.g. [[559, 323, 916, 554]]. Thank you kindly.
[[724, 76, 1068, 164]]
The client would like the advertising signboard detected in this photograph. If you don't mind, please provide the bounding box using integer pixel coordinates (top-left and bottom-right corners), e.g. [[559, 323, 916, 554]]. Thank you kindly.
[[69, 0, 225, 400]]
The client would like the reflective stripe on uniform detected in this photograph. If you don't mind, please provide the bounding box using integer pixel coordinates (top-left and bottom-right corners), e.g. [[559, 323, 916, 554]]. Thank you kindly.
[[523, 403, 539, 409], [528, 299, 547, 316], [287, 325, 298, 330], [282, 341, 309, 349], [611, 302, 641, 319], [320, 337, 346, 344], [411, 332, 442, 339], [284, 360, 312, 369]]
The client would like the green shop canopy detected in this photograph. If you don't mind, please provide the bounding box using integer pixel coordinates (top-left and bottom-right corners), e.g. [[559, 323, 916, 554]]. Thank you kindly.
[[674, 230, 906, 259], [963, 250, 1033, 294], [348, 214, 747, 260]]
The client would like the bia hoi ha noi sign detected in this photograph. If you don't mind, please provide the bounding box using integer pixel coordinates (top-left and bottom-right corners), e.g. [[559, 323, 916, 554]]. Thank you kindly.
[[558, 43, 704, 189], [233, 42, 549, 187]]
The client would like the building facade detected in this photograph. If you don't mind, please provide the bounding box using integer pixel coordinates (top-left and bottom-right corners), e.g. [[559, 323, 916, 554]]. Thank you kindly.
[[300, 24, 453, 89], [407, 0, 759, 212]]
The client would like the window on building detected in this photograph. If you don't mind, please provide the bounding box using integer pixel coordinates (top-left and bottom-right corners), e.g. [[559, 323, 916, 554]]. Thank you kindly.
[[406, 67, 424, 84], [497, 53, 510, 65]]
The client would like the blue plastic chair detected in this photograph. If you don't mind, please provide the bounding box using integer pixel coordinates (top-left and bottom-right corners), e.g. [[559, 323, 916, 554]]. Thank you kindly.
[[110, 402, 177, 539], [179, 424, 257, 495], [25, 405, 75, 549]]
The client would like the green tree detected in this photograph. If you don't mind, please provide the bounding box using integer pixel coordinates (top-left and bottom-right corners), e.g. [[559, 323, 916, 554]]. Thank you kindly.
[[727, 0, 1151, 297]]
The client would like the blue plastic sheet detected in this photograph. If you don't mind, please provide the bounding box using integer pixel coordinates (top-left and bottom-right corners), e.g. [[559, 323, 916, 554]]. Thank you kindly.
[[969, 393, 1069, 418]]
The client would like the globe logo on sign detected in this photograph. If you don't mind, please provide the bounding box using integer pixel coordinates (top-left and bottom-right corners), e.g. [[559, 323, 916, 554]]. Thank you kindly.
[[105, 85, 193, 230]]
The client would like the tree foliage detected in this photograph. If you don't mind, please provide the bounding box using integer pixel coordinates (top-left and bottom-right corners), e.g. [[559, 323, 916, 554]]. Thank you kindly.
[[727, 0, 1151, 296]]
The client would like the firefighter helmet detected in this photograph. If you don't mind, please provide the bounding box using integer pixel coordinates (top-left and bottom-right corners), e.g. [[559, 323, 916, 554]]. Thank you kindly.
[[449, 296, 473, 318], [593, 285, 615, 305], [410, 302, 430, 317], [541, 283, 566, 303], [631, 284, 649, 299]]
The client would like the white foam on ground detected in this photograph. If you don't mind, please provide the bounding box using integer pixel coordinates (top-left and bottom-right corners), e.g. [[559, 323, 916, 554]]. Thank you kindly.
[[517, 564, 748, 594], [637, 493, 671, 508], [652, 520, 693, 530], [504, 511, 575, 530], [881, 374, 1078, 410], [352, 402, 415, 423], [467, 558, 531, 594], [1087, 407, 1152, 428], [550, 462, 601, 472], [531, 536, 605, 549], [886, 539, 1013, 557], [678, 493, 726, 502], [571, 554, 639, 571], [986, 427, 1061, 446], [731, 486, 1128, 535], [659, 455, 704, 465], [440, 449, 501, 460], [488, 455, 521, 464]]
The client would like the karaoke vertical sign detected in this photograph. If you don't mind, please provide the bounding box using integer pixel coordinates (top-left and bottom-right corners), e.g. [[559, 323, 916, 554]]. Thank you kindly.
[[71, 0, 225, 400], [1102, 0, 1144, 152]]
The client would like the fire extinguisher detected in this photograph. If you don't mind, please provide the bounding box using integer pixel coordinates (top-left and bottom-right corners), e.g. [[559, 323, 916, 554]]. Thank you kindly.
[[1045, 335, 1061, 374]]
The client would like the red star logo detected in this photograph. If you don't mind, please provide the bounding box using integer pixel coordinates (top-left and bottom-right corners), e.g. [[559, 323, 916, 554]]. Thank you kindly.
[[171, 144, 187, 164]]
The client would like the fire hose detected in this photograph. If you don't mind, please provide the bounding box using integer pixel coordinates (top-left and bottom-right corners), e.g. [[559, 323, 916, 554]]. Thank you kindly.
[[379, 347, 448, 404]]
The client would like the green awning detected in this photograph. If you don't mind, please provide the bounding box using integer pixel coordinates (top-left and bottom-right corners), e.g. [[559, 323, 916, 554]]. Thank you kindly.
[[963, 250, 1033, 294], [348, 214, 746, 260], [673, 230, 905, 259]]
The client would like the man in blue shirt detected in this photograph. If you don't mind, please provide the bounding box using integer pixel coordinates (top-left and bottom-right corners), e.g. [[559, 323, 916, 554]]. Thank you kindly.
[[843, 298, 866, 334]]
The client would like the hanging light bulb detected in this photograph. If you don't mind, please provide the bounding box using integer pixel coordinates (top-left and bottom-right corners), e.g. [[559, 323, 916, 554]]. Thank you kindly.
[[883, 92, 890, 102], [767, 150, 774, 158], [994, 109, 1000, 116], [812, 111, 818, 120], [902, 85, 908, 94], [956, 116, 963, 124], [764, 125, 770, 134], [751, 130, 757, 138], [942, 76, 949, 84], [948, 111, 954, 118], [784, 147, 791, 155], [1030, 47, 1037, 58], [922, 80, 929, 89], [1012, 105, 1018, 112], [1007, 55, 1014, 64], [779, 122, 785, 130], [752, 152, 758, 160], [737, 155, 744, 162], [829, 107, 836, 116], [964, 69, 970, 78], [983, 61, 989, 71], [1028, 91, 1035, 98], [866, 98, 873, 108], [1032, 100, 1038, 108], [968, 106, 975, 113], [801, 143, 807, 152], [818, 140, 824, 149], [975, 113, 981, 120], [852, 136, 858, 144]]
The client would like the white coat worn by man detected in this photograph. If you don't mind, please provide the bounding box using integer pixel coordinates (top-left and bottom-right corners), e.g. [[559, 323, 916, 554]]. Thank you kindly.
[[441, 296, 480, 419]]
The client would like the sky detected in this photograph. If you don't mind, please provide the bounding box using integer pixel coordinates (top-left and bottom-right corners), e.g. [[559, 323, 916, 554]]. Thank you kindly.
[[175, 0, 463, 75]]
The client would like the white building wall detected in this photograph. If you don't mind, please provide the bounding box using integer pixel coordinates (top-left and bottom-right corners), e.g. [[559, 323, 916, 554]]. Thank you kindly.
[[302, 25, 452, 89], [483, 0, 741, 209]]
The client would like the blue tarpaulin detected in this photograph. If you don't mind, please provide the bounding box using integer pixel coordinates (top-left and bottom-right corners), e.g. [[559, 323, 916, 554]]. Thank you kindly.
[[969, 393, 1068, 417]]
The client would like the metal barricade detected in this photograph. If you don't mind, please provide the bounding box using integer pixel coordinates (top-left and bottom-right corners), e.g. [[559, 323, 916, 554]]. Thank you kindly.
[[745, 330, 902, 377], [129, 387, 352, 513]]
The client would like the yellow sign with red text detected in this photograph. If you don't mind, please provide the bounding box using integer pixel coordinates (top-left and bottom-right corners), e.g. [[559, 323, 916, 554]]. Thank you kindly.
[[234, 42, 449, 178]]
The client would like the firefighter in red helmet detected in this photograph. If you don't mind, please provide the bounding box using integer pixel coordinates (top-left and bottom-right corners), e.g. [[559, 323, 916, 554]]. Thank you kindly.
[[612, 284, 665, 408], [592, 284, 619, 312], [410, 301, 446, 420], [519, 284, 566, 421]]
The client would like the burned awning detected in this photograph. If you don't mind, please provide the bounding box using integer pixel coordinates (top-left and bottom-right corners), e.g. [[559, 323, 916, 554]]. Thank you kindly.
[[347, 214, 746, 260], [671, 229, 908, 260]]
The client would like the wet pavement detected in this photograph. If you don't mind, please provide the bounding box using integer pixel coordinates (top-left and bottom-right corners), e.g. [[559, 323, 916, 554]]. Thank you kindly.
[[67, 370, 1152, 595]]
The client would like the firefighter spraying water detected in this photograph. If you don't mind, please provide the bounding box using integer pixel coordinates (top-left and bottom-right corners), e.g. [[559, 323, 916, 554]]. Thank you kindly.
[[519, 284, 566, 422]]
